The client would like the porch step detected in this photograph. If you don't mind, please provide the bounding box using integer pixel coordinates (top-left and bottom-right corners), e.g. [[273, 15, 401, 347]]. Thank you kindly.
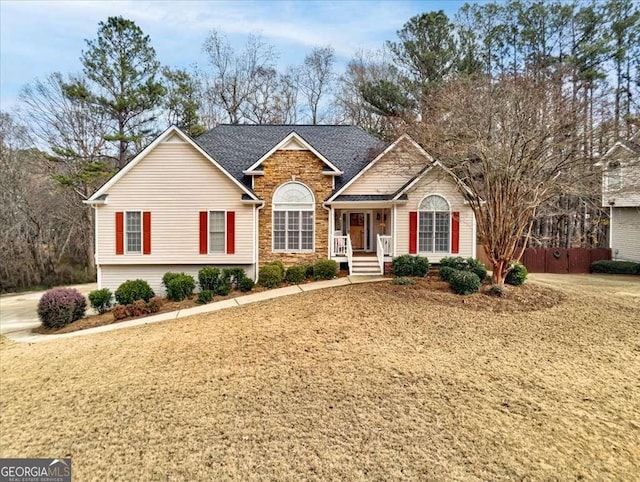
[[351, 257, 383, 275]]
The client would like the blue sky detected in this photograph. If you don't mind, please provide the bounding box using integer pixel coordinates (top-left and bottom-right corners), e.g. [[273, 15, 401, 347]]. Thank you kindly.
[[1, 0, 478, 111]]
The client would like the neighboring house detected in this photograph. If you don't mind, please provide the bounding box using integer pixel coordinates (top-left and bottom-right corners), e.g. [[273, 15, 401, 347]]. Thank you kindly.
[[597, 135, 640, 262], [86, 125, 477, 294]]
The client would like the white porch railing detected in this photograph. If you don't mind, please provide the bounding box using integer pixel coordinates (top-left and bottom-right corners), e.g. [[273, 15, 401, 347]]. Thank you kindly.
[[332, 235, 348, 256], [376, 234, 384, 274], [346, 235, 353, 275], [379, 235, 393, 256]]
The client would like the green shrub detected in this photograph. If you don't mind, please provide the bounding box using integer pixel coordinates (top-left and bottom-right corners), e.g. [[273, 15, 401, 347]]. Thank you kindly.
[[392, 255, 430, 277], [285, 265, 307, 284], [305, 264, 314, 278], [590, 260, 640, 275], [215, 282, 232, 296], [238, 277, 255, 292], [147, 296, 164, 313], [115, 279, 154, 305], [392, 255, 414, 277], [485, 284, 506, 298], [161, 272, 180, 289], [505, 262, 528, 286], [412, 256, 430, 277], [164, 273, 196, 301], [222, 267, 246, 288], [441, 257, 487, 281], [37, 287, 87, 329], [258, 264, 283, 288], [198, 266, 221, 291], [393, 276, 415, 285], [313, 259, 338, 280], [88, 288, 113, 314], [112, 304, 128, 320], [197, 290, 214, 304], [448, 270, 481, 295], [439, 266, 457, 282], [269, 260, 285, 278]]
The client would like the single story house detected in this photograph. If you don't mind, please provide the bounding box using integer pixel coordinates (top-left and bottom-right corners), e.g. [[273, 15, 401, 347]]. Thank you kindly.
[[86, 125, 477, 294], [596, 135, 640, 262]]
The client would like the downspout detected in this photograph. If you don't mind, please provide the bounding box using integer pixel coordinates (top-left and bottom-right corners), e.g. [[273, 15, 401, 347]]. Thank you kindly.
[[254, 201, 265, 282], [322, 202, 332, 258]]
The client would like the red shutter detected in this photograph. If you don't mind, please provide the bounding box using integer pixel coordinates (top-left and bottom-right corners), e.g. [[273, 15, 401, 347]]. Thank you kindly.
[[451, 211, 460, 254], [199, 211, 208, 254], [115, 212, 124, 255], [143, 212, 151, 254], [226, 211, 235, 254], [409, 211, 417, 254]]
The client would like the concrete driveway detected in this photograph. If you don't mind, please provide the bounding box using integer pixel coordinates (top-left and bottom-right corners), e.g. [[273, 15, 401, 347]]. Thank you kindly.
[[0, 283, 97, 335]]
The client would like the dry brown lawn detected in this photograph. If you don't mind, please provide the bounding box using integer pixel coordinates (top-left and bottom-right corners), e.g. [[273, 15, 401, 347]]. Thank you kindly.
[[1, 275, 639, 480]]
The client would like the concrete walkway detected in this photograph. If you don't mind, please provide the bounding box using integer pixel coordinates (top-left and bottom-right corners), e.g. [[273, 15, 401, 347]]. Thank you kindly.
[[2, 276, 388, 344]]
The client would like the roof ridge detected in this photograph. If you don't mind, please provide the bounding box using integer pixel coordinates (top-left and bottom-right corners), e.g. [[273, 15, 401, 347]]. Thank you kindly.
[[214, 124, 355, 127]]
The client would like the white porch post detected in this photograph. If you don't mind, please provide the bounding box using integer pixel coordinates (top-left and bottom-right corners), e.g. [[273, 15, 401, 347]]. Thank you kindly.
[[392, 205, 397, 257], [328, 206, 334, 257]]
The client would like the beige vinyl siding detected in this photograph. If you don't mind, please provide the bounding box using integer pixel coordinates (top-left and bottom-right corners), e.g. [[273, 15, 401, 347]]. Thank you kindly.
[[611, 207, 640, 262], [342, 137, 426, 195], [96, 140, 254, 265], [395, 169, 475, 263], [100, 264, 255, 296]]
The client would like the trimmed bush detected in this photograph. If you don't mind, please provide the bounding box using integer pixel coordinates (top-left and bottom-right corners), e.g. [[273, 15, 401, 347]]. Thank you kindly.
[[258, 264, 283, 288], [392, 255, 430, 277], [269, 260, 285, 278], [305, 264, 314, 278], [88, 288, 113, 314], [448, 270, 481, 295], [413, 256, 430, 277], [285, 265, 307, 284], [215, 282, 232, 296], [222, 267, 246, 288], [115, 279, 154, 305], [440, 256, 487, 281], [164, 273, 196, 301], [147, 296, 164, 313], [392, 255, 414, 277], [198, 266, 221, 291], [393, 276, 415, 285], [129, 299, 148, 317], [485, 284, 506, 298], [112, 304, 128, 320], [590, 260, 640, 275], [197, 290, 214, 304], [505, 262, 528, 286], [37, 287, 87, 329], [439, 266, 457, 282], [238, 277, 255, 292], [313, 259, 338, 280]]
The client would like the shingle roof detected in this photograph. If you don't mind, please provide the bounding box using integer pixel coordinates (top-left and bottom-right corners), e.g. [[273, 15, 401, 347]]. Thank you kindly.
[[192, 125, 387, 192], [332, 194, 408, 202]]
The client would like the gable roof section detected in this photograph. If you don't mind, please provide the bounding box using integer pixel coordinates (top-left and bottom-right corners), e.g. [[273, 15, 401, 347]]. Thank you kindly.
[[391, 161, 476, 201], [87, 126, 259, 202], [596, 138, 640, 166], [243, 131, 342, 175], [327, 134, 436, 202], [193, 125, 386, 191]]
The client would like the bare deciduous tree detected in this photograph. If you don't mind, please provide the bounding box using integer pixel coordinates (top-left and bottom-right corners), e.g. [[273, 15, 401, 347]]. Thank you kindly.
[[298, 46, 335, 124]]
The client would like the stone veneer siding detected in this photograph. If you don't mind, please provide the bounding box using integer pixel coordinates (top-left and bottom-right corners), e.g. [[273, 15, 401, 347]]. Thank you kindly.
[[253, 150, 334, 267]]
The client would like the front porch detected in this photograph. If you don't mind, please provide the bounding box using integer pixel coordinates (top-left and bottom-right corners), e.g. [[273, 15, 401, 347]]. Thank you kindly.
[[329, 206, 394, 275]]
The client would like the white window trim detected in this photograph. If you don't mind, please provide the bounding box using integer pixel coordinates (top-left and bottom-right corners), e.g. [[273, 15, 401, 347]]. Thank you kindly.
[[272, 181, 315, 253], [125, 210, 143, 255], [417, 194, 452, 254], [208, 210, 227, 254]]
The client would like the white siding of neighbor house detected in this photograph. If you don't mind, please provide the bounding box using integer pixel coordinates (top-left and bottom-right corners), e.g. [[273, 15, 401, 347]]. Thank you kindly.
[[611, 207, 640, 262], [95, 139, 255, 268], [395, 169, 475, 264], [100, 264, 255, 295], [601, 146, 640, 207], [341, 137, 427, 195]]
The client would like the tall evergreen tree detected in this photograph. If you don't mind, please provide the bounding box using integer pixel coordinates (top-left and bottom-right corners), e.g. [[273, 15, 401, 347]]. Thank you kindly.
[[71, 16, 165, 168]]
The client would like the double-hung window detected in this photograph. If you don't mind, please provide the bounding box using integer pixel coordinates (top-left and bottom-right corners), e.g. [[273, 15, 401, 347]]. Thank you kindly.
[[272, 182, 314, 252], [209, 211, 226, 253], [418, 195, 450, 253], [126, 211, 142, 253]]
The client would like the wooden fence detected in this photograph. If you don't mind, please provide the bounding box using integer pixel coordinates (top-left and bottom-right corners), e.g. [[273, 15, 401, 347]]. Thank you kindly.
[[476, 246, 611, 274]]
